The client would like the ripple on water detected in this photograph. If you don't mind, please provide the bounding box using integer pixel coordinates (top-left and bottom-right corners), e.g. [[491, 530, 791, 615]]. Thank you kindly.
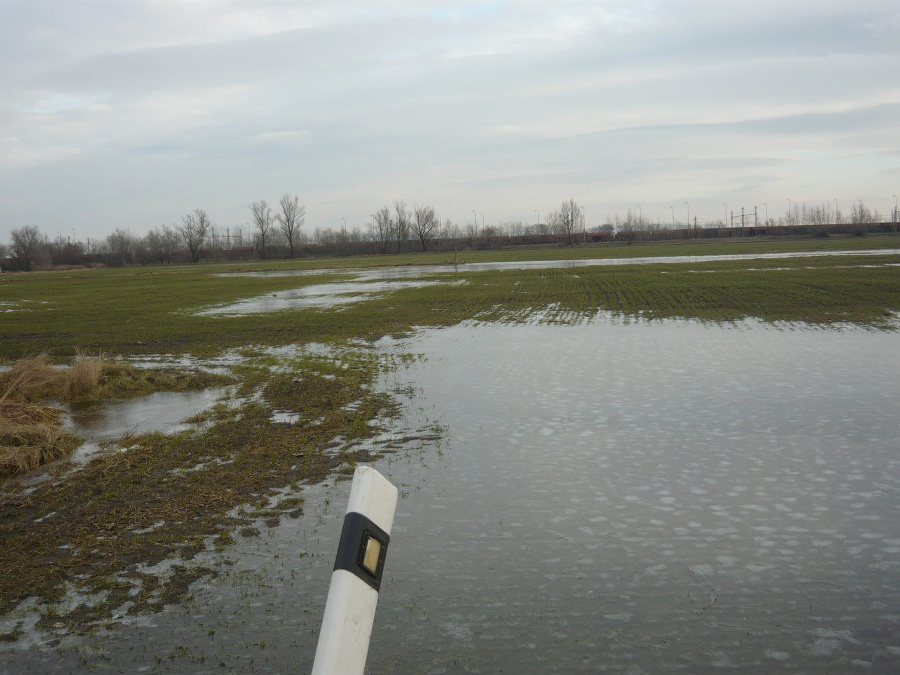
[[2, 317, 899, 674]]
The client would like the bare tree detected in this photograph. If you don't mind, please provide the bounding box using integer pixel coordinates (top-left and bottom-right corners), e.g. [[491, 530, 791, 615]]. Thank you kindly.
[[9, 225, 42, 271], [369, 206, 393, 254], [105, 227, 140, 264], [277, 194, 306, 258], [525, 221, 550, 236], [412, 204, 438, 252], [804, 203, 832, 226], [504, 220, 525, 237], [48, 234, 70, 265], [178, 209, 210, 263], [393, 200, 411, 253], [783, 203, 802, 227], [144, 225, 181, 264], [348, 226, 365, 243], [555, 198, 582, 244], [313, 227, 338, 248], [608, 208, 647, 240], [464, 222, 477, 248], [440, 218, 458, 240], [250, 200, 276, 258], [850, 201, 879, 225]]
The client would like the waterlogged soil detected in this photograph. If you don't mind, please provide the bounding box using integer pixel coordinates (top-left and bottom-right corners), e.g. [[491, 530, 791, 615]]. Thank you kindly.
[[1, 248, 898, 671], [198, 279, 462, 315], [0, 348, 402, 643], [220, 247, 900, 279], [1, 317, 897, 673], [198, 248, 900, 321], [61, 387, 233, 465]]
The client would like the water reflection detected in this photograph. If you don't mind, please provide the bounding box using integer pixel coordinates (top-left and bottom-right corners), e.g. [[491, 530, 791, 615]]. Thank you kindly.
[[61, 388, 228, 463], [198, 279, 461, 316], [202, 248, 898, 315], [223, 248, 900, 279], [3, 319, 898, 674], [364, 319, 900, 673]]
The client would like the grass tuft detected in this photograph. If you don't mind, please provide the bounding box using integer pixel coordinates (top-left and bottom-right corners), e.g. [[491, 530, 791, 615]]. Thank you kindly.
[[0, 353, 230, 477], [0, 402, 81, 476], [63, 352, 106, 401], [0, 353, 60, 403], [0, 425, 81, 476]]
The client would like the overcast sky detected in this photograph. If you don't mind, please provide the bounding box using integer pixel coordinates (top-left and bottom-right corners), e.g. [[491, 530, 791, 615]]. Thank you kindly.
[[2, 0, 899, 242]]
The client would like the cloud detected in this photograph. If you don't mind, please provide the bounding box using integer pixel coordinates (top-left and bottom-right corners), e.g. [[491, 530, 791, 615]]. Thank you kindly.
[[1, 0, 899, 240], [246, 130, 312, 144]]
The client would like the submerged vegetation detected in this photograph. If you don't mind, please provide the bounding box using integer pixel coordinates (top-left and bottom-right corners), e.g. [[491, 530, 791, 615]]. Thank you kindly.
[[0, 349, 396, 632], [0, 236, 897, 635], [0, 239, 898, 362], [0, 353, 226, 477]]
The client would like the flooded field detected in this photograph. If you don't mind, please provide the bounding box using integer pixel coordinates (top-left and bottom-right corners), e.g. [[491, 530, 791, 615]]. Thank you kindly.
[[221, 248, 900, 278], [3, 316, 897, 673], [201, 248, 900, 315], [198, 279, 463, 315], [60, 387, 230, 465]]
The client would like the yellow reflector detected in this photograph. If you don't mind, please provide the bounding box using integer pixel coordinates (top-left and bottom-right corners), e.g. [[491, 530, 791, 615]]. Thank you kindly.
[[361, 534, 381, 575]]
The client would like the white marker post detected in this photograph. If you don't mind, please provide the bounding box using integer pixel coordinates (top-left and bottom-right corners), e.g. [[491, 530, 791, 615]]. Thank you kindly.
[[311, 466, 398, 675]]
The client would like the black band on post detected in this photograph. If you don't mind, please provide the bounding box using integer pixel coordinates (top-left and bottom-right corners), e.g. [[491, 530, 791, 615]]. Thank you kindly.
[[333, 511, 390, 591]]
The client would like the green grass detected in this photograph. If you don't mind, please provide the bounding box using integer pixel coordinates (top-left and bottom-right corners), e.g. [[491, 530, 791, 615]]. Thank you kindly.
[[0, 235, 897, 634], [1, 237, 898, 362], [454, 256, 900, 326], [0, 349, 396, 630]]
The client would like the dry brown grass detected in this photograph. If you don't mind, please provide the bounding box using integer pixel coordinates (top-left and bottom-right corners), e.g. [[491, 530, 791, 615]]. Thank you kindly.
[[0, 353, 60, 403], [0, 353, 111, 476], [0, 352, 123, 405], [0, 425, 81, 476], [0, 401, 81, 476], [62, 352, 106, 401], [0, 353, 227, 477], [0, 400, 60, 425]]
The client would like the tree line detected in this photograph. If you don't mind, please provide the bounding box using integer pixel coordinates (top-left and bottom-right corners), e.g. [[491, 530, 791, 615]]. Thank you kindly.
[[4, 196, 894, 271], [2, 194, 305, 271], [605, 200, 890, 233], [3, 197, 587, 271]]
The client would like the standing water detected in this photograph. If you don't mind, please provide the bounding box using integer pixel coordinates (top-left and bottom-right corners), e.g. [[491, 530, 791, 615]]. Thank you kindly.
[[2, 317, 898, 673]]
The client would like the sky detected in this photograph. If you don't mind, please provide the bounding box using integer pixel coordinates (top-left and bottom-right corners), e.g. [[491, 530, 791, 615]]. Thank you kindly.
[[2, 0, 899, 243]]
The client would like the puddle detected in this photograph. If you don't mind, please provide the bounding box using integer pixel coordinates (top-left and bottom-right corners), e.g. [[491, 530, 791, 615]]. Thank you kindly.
[[128, 343, 338, 370], [60, 387, 230, 463], [0, 299, 51, 313], [221, 248, 900, 279], [197, 279, 461, 316], [4, 317, 898, 673], [200, 248, 899, 316]]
